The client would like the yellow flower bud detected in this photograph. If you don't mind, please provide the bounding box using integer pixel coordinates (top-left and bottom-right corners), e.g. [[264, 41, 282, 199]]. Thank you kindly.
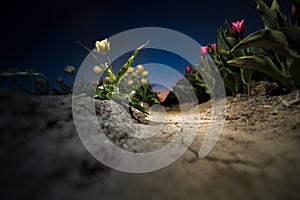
[[124, 72, 129, 77], [141, 78, 147, 84], [132, 72, 138, 78], [127, 67, 134, 73], [127, 80, 134, 86], [95, 39, 110, 55], [142, 71, 148, 77], [93, 66, 102, 75], [64, 65, 75, 74], [136, 64, 144, 72], [104, 77, 112, 84]]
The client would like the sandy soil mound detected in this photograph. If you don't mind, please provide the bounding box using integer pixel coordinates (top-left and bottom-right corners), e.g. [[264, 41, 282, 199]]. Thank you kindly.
[[0, 81, 300, 200]]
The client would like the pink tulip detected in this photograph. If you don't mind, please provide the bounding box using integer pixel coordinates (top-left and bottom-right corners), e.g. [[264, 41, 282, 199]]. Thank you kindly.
[[200, 43, 217, 54], [185, 66, 192, 73], [211, 43, 218, 50], [232, 19, 246, 36], [200, 46, 209, 54]]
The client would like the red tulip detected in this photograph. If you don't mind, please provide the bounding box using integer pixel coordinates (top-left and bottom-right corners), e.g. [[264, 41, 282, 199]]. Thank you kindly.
[[232, 19, 246, 36], [185, 66, 192, 73], [200, 43, 217, 54]]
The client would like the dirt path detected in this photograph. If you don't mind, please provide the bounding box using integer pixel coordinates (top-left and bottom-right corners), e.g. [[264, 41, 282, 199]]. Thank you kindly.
[[100, 95, 300, 200], [1, 82, 300, 200]]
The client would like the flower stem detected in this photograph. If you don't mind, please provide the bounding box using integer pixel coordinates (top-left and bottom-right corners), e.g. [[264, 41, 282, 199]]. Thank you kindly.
[[247, 82, 251, 96], [106, 54, 116, 80]]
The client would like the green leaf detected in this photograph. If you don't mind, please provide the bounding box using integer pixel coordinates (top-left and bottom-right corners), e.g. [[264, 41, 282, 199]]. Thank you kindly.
[[222, 74, 239, 95], [75, 41, 101, 65], [218, 49, 233, 63], [129, 101, 149, 115], [280, 27, 300, 53], [240, 68, 253, 85], [256, 0, 276, 29], [221, 30, 239, 49], [219, 66, 238, 76], [152, 98, 160, 104], [275, 12, 287, 28], [271, 0, 287, 28], [115, 41, 149, 85], [227, 55, 294, 86], [0, 68, 48, 80], [224, 19, 232, 35], [231, 29, 300, 59], [289, 58, 300, 86], [217, 28, 227, 50], [271, 0, 280, 11]]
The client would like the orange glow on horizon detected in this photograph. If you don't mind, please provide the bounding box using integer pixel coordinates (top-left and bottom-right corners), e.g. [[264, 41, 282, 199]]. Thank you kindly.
[[157, 89, 170, 103]]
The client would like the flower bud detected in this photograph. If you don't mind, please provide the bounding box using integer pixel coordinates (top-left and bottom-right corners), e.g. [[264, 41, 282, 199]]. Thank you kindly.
[[210, 43, 218, 50], [127, 66, 134, 73], [127, 80, 134, 86], [95, 39, 110, 55], [141, 78, 147, 84], [200, 43, 217, 54], [185, 66, 192, 73], [104, 77, 112, 84], [231, 19, 246, 36], [132, 72, 138, 78], [64, 65, 75, 74], [200, 46, 209, 54], [142, 71, 148, 77], [56, 77, 63, 84], [93, 66, 102, 75], [136, 64, 144, 72]]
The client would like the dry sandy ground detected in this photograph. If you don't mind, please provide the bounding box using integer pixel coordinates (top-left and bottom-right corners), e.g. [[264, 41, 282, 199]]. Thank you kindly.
[[0, 81, 300, 200]]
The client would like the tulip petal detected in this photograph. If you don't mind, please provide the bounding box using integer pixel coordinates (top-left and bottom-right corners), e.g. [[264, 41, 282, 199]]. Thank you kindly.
[[200, 46, 209, 54]]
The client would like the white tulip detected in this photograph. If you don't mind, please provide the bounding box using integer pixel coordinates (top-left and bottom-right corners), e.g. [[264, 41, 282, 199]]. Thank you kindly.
[[95, 39, 110, 55]]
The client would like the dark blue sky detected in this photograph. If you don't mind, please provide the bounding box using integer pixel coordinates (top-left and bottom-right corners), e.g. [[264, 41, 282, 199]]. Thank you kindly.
[[1, 0, 292, 88]]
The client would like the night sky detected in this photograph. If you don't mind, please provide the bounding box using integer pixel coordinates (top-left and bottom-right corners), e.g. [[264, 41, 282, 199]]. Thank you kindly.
[[1, 0, 292, 93]]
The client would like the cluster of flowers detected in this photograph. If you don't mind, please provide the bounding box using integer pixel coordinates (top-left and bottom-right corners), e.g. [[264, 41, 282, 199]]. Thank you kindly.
[[123, 64, 149, 86], [92, 64, 148, 85]]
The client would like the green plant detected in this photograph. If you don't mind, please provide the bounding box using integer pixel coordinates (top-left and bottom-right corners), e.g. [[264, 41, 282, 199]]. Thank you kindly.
[[0, 66, 76, 95], [190, 0, 299, 98], [206, 19, 257, 96], [185, 19, 255, 96], [228, 0, 300, 87], [184, 66, 210, 103], [78, 39, 159, 114], [118, 64, 160, 106]]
